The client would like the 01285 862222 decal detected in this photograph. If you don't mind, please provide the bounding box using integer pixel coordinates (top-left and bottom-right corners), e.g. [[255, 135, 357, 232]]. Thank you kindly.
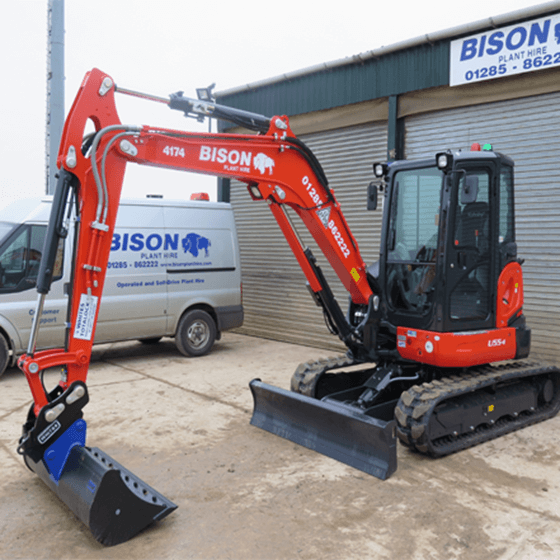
[[302, 175, 324, 206], [328, 219, 350, 258], [302, 174, 350, 258]]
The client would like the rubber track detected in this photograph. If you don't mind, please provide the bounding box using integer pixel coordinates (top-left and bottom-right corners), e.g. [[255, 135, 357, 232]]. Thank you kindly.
[[290, 355, 354, 396], [395, 361, 560, 457]]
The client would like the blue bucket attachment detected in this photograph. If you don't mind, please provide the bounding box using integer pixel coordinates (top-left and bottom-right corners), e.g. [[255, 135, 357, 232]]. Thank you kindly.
[[19, 382, 176, 546]]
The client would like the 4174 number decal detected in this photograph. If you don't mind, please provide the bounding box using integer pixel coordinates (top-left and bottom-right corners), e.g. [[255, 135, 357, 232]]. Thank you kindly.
[[163, 145, 185, 157]]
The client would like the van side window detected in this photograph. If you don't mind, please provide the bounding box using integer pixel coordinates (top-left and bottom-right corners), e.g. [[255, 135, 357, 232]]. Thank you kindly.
[[0, 225, 63, 292]]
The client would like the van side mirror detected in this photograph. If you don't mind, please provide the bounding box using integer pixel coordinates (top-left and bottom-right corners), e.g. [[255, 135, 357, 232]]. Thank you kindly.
[[367, 182, 378, 211]]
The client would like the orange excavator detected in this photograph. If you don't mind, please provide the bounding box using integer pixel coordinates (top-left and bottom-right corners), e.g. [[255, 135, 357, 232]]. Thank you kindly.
[[17, 68, 560, 545]]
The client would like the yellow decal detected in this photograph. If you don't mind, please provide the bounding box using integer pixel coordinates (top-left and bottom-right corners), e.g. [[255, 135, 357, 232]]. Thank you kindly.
[[351, 268, 360, 282], [488, 404, 495, 413]]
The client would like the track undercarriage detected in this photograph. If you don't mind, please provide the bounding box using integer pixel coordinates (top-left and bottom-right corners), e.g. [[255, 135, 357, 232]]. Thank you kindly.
[[290, 357, 560, 460]]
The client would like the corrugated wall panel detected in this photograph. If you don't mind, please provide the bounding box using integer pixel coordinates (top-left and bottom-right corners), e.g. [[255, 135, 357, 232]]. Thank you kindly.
[[231, 122, 387, 350], [404, 92, 560, 362]]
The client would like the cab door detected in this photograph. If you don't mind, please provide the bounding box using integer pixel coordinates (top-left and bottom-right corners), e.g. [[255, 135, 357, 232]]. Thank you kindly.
[[383, 165, 444, 331], [444, 165, 497, 332]]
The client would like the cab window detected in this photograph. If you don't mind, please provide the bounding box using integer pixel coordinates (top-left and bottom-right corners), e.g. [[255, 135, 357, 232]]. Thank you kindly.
[[386, 166, 443, 315], [499, 165, 514, 246]]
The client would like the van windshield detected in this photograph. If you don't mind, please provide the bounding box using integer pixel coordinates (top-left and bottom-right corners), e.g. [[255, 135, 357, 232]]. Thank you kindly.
[[0, 222, 16, 245]]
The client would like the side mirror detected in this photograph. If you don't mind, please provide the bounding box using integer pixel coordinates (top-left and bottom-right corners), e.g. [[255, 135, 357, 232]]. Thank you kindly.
[[461, 176, 479, 204], [367, 182, 378, 211]]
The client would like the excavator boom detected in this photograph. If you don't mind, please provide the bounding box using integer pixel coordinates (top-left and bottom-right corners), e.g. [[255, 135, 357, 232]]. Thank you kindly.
[[17, 68, 387, 545]]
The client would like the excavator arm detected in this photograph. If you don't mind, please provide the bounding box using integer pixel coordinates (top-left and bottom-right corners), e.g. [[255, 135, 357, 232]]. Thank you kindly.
[[20, 68, 376, 405], [17, 69, 388, 546]]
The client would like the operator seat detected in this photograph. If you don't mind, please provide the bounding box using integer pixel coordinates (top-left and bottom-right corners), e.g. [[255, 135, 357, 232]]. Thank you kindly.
[[457, 201, 489, 254]]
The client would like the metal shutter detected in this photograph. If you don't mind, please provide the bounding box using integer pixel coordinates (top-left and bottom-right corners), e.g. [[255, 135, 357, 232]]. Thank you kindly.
[[230, 122, 387, 350], [404, 92, 560, 363]]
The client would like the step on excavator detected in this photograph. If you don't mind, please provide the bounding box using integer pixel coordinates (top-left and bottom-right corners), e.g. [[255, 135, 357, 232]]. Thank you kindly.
[[18, 68, 560, 545]]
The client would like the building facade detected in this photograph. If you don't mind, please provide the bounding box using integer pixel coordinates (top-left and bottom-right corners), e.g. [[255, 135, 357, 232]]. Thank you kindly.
[[217, 4, 560, 363]]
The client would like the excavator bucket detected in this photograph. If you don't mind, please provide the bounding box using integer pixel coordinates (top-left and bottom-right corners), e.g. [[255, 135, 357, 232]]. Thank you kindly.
[[24, 443, 177, 546], [18, 383, 177, 546], [249, 379, 397, 480]]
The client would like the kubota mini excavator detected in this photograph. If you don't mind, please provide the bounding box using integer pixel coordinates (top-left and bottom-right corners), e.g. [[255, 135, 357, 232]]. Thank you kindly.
[[18, 68, 560, 545]]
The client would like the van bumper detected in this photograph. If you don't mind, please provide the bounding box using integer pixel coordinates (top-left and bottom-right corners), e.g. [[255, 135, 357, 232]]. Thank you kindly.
[[216, 305, 243, 332]]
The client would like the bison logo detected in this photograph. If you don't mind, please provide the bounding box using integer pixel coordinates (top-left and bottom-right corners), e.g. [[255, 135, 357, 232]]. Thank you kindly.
[[253, 152, 275, 175], [182, 233, 211, 257]]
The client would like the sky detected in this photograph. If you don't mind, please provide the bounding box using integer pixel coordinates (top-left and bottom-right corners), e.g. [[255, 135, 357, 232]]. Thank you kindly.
[[0, 0, 551, 211]]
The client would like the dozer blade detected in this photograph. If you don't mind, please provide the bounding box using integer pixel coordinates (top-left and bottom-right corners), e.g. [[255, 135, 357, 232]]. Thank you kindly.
[[249, 379, 397, 480], [26, 445, 177, 546]]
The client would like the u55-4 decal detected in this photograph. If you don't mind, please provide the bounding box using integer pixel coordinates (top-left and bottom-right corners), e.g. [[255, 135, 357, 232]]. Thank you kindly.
[[488, 338, 507, 347]]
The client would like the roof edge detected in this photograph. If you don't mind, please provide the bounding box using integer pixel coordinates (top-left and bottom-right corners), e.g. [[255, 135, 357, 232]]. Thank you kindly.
[[217, 1, 560, 98]]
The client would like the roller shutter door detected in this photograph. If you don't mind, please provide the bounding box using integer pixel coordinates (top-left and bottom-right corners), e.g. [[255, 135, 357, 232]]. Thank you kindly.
[[404, 92, 560, 363], [231, 122, 387, 350]]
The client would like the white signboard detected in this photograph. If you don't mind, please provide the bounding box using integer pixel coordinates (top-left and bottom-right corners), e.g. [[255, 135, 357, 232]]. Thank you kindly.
[[450, 14, 560, 86]]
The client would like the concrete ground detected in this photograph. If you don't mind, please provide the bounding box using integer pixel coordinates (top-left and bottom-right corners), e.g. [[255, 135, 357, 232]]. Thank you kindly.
[[1, 332, 560, 560]]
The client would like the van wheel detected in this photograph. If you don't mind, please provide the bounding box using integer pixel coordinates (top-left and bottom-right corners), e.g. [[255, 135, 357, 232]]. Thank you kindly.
[[176, 310, 216, 357], [0, 334, 9, 379]]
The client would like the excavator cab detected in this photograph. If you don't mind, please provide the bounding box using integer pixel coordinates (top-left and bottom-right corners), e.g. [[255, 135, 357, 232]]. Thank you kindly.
[[252, 145, 541, 478], [376, 147, 519, 338]]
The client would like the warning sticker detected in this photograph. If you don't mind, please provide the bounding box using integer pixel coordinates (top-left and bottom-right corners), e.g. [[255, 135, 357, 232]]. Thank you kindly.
[[316, 207, 331, 228], [74, 294, 98, 340]]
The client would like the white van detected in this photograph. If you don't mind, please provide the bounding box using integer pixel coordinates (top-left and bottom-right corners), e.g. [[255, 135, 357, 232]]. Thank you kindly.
[[0, 196, 243, 377]]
